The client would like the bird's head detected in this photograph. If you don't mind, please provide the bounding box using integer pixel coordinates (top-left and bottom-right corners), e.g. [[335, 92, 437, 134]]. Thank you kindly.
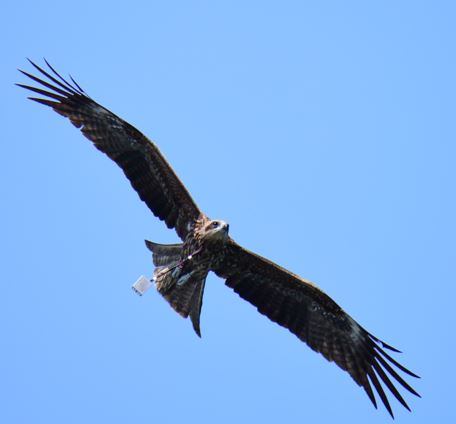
[[202, 219, 230, 243]]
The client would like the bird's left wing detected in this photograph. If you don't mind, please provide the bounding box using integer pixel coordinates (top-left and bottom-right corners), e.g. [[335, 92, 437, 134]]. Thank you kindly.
[[17, 60, 202, 240], [212, 240, 420, 418]]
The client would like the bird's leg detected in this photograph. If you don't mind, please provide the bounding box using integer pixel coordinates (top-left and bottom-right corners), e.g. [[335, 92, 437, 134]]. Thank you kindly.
[[172, 247, 204, 283], [176, 271, 195, 286]]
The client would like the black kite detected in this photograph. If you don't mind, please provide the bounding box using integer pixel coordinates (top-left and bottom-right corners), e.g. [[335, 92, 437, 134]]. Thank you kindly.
[[18, 60, 420, 418]]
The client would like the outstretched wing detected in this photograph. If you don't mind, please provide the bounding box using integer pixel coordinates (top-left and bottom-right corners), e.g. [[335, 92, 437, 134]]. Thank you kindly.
[[212, 240, 420, 418], [17, 59, 201, 240]]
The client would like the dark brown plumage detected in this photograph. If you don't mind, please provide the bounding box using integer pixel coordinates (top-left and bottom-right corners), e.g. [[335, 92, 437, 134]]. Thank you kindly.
[[18, 59, 200, 240], [18, 59, 420, 418]]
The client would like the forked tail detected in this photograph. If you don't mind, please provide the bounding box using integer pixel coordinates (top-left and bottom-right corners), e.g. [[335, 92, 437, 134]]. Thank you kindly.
[[145, 240, 207, 336]]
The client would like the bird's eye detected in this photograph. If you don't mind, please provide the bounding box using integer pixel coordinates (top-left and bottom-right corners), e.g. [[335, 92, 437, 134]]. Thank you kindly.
[[211, 222, 219, 229]]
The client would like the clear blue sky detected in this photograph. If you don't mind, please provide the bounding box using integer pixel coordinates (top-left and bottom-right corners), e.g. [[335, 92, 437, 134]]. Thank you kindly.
[[2, 1, 454, 422]]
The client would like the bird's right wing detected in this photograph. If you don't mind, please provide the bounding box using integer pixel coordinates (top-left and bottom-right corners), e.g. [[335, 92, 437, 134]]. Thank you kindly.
[[212, 240, 420, 418], [17, 59, 202, 241]]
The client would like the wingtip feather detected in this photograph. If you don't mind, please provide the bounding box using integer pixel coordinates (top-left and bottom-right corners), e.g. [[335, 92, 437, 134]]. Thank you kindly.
[[27, 97, 58, 107]]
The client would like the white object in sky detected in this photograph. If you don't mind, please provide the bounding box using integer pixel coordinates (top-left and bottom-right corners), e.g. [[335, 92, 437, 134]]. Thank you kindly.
[[132, 275, 152, 296]]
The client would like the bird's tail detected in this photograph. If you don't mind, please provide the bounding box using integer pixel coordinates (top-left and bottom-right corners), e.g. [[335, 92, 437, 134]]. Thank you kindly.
[[145, 240, 207, 337]]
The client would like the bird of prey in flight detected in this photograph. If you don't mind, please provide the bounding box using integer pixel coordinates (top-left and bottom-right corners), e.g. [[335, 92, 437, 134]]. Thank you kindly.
[[18, 59, 420, 418]]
